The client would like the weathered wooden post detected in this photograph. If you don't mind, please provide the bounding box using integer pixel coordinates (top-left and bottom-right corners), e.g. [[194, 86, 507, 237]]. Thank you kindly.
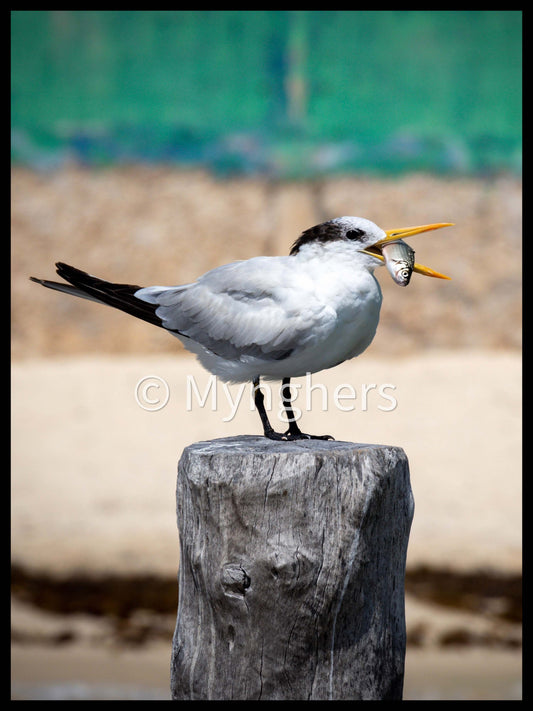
[[171, 436, 414, 701]]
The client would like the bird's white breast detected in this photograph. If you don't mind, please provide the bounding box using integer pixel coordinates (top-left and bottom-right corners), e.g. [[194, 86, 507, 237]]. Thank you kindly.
[[274, 249, 383, 376]]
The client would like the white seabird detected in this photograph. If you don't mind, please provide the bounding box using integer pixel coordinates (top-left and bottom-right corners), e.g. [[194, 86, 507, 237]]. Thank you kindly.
[[30, 216, 452, 440]]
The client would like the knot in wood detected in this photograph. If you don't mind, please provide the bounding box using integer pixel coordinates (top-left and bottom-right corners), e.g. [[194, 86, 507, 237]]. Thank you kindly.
[[221, 563, 251, 597]]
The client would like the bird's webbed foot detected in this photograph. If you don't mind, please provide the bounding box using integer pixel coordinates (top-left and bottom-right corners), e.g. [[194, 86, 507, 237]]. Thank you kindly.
[[263, 426, 334, 442]]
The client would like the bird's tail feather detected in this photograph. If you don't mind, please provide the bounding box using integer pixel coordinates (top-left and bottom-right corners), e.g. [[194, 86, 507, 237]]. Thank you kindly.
[[30, 263, 164, 329]]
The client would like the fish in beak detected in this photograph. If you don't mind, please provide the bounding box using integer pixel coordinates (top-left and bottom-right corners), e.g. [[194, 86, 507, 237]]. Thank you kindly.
[[361, 222, 453, 281]]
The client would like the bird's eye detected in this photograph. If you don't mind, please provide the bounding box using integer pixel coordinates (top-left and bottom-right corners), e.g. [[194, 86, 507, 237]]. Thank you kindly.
[[346, 228, 365, 241]]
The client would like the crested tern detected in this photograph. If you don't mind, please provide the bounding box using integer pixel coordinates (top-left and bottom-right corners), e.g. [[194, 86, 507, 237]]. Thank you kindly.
[[30, 216, 452, 440]]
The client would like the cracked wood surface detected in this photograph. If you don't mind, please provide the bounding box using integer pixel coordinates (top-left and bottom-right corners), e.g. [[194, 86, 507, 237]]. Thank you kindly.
[[171, 436, 414, 700]]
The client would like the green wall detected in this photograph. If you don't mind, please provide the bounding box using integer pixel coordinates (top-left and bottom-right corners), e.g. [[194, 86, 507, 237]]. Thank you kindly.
[[11, 11, 522, 176]]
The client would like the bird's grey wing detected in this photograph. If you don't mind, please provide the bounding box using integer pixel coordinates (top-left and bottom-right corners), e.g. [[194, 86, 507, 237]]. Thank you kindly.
[[135, 258, 332, 362]]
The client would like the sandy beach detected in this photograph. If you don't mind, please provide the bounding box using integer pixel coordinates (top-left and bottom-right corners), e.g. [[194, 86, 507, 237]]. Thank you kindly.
[[12, 351, 522, 575], [11, 168, 522, 699]]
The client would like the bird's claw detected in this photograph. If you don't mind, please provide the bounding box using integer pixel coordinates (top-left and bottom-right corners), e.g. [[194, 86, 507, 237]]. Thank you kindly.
[[264, 429, 335, 442]]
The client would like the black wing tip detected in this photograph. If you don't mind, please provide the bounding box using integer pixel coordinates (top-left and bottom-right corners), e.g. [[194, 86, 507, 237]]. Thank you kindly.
[[55, 262, 88, 279], [29, 262, 167, 332], [30, 263, 84, 284]]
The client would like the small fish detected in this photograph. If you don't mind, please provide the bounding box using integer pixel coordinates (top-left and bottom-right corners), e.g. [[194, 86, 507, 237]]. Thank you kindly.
[[381, 239, 415, 287]]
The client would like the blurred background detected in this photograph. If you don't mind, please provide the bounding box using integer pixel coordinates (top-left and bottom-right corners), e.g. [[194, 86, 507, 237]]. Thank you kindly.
[[11, 11, 521, 700]]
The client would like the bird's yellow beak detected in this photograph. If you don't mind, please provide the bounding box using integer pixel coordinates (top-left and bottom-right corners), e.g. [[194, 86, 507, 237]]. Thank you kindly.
[[362, 222, 453, 280]]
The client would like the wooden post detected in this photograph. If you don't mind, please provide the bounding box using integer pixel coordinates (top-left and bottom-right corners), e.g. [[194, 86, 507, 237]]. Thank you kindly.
[[170, 436, 414, 701]]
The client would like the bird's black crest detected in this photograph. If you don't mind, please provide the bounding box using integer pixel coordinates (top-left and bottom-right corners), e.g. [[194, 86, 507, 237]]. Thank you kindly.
[[289, 221, 346, 255]]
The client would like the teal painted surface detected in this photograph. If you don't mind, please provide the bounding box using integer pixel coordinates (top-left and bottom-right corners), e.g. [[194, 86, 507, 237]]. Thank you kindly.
[[11, 11, 522, 176]]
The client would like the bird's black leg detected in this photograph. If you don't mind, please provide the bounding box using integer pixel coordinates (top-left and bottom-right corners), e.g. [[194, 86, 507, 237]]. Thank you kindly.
[[252, 376, 334, 441], [281, 378, 334, 441], [281, 377, 303, 437], [253, 377, 286, 440]]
